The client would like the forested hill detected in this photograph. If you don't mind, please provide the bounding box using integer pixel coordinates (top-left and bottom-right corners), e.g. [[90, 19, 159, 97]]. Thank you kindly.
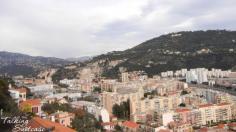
[[0, 51, 70, 77], [91, 30, 236, 77]]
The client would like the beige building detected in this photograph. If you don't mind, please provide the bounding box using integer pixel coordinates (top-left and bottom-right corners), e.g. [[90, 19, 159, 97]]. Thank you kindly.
[[198, 103, 232, 125], [15, 88, 27, 101], [50, 111, 75, 127], [102, 85, 144, 114], [121, 72, 129, 82], [130, 95, 181, 122], [100, 79, 117, 92]]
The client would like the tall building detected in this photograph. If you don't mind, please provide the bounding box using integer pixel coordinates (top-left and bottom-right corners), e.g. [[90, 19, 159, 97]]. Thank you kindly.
[[121, 72, 129, 82], [130, 95, 181, 122], [198, 103, 232, 125], [186, 68, 208, 84], [102, 85, 144, 114]]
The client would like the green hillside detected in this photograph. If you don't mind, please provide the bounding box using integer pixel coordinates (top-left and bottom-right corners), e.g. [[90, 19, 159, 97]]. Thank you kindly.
[[92, 30, 236, 78]]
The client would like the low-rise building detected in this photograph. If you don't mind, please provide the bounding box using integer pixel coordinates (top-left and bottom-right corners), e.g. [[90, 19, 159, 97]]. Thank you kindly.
[[9, 87, 27, 105], [28, 84, 54, 96], [19, 99, 42, 116], [49, 111, 75, 127], [27, 117, 76, 132]]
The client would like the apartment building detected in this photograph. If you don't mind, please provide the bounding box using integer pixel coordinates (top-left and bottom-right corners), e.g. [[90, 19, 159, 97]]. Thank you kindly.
[[102, 86, 144, 114], [130, 95, 181, 122], [121, 72, 129, 82], [198, 103, 232, 125]]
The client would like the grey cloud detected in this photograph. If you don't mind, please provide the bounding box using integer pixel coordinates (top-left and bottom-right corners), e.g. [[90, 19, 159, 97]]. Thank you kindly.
[[0, 0, 236, 58]]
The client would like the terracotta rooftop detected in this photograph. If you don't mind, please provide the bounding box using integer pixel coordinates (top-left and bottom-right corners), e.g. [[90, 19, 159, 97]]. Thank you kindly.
[[228, 122, 236, 127], [15, 88, 27, 93], [198, 104, 213, 108], [217, 124, 226, 129], [20, 99, 41, 107], [101, 122, 116, 126], [28, 117, 76, 132], [175, 108, 190, 113], [122, 121, 139, 129]]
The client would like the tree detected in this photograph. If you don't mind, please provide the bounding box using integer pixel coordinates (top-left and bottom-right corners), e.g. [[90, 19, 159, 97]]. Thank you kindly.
[[112, 104, 123, 118], [115, 125, 122, 131], [42, 102, 75, 114], [93, 87, 101, 93], [181, 90, 188, 95], [0, 78, 20, 131], [122, 99, 130, 119], [112, 100, 130, 120], [72, 112, 99, 132], [179, 103, 186, 107], [74, 108, 85, 118], [21, 104, 32, 113], [0, 78, 19, 114]]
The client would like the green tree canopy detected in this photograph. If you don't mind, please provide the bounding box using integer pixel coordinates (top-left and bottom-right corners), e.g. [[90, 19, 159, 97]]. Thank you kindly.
[[72, 112, 99, 132]]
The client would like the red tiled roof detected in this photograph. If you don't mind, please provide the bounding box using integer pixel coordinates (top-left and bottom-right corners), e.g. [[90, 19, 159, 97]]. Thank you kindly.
[[199, 127, 208, 132], [228, 122, 236, 127], [217, 124, 225, 129], [15, 88, 27, 93], [101, 122, 115, 126], [198, 104, 213, 108], [175, 108, 190, 113], [20, 99, 41, 107], [122, 121, 139, 129], [28, 117, 76, 132]]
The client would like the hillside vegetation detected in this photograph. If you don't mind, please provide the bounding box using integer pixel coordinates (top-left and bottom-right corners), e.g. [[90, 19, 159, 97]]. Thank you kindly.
[[91, 30, 236, 77], [0, 51, 70, 77]]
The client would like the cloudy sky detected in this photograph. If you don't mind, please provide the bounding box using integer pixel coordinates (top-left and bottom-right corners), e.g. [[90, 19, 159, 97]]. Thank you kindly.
[[0, 0, 236, 58]]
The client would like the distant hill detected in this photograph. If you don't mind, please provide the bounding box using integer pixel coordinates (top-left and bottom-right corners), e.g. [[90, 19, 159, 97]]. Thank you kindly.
[[90, 30, 236, 78], [0, 51, 70, 77]]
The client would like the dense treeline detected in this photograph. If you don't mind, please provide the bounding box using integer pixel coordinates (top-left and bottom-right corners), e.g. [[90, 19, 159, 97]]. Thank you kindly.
[[0, 78, 20, 131], [112, 100, 130, 120]]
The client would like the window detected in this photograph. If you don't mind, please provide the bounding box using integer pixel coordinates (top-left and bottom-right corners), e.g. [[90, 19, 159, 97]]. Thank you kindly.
[[32, 107, 38, 113]]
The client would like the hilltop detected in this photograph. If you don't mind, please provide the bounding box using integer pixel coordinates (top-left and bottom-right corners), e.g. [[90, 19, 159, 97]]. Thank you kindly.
[[90, 30, 236, 78]]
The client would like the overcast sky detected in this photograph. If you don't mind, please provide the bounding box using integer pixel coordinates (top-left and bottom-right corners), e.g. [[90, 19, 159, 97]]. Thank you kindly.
[[0, 0, 236, 58]]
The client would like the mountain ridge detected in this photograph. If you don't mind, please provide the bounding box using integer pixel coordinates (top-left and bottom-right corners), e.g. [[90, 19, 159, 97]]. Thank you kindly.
[[0, 51, 70, 77], [89, 30, 236, 78], [1, 30, 236, 78]]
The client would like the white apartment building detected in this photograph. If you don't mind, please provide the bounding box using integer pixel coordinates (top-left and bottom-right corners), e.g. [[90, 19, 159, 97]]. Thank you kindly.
[[161, 68, 231, 84], [59, 79, 78, 87], [28, 84, 54, 96], [186, 68, 208, 84]]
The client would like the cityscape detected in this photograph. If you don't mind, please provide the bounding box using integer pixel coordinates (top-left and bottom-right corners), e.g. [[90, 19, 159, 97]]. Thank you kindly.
[[1, 0, 236, 132]]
